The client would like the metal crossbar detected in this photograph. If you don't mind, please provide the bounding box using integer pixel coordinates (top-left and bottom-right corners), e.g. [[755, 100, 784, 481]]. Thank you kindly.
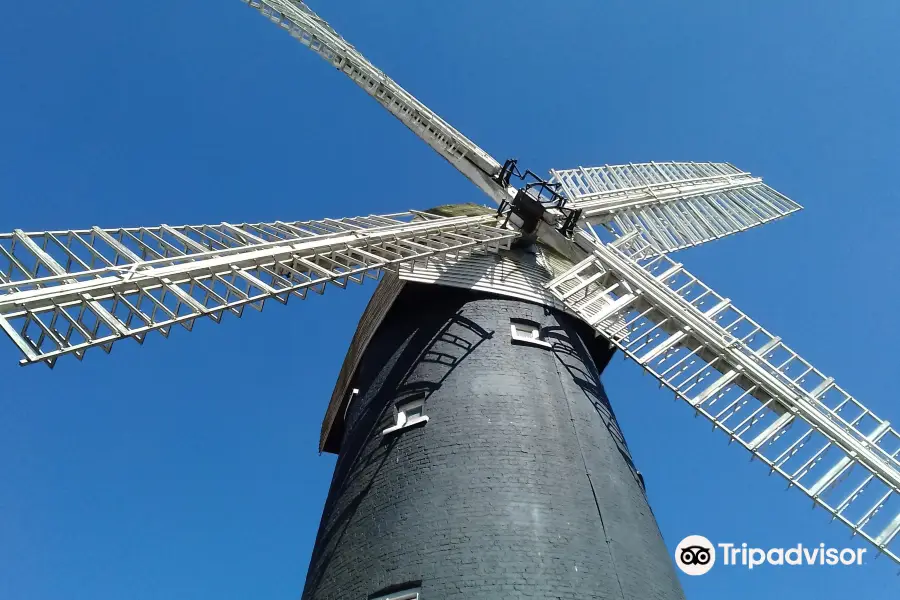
[[0, 213, 517, 367], [546, 232, 900, 564], [551, 163, 801, 253], [240, 0, 512, 205]]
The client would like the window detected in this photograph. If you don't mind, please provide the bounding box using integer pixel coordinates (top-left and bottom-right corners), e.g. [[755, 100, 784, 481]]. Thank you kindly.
[[510, 318, 551, 348], [370, 587, 420, 600], [382, 398, 429, 435]]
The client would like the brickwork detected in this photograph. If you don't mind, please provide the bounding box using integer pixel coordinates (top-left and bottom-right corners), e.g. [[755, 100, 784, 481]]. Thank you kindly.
[[302, 284, 685, 600]]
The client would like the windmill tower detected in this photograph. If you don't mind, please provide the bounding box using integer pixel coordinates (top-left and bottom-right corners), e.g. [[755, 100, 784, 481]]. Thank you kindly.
[[2, 1, 899, 599]]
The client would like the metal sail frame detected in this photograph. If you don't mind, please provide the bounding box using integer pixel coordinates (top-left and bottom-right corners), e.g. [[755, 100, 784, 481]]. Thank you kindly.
[[547, 233, 900, 562], [551, 162, 802, 254], [0, 213, 516, 367], [1, 0, 897, 569], [239, 0, 513, 206], [546, 231, 900, 562]]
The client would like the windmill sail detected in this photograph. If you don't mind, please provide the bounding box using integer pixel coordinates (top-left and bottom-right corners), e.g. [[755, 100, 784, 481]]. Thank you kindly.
[[551, 163, 801, 253], [240, 0, 513, 205], [546, 232, 900, 562], [0, 213, 516, 367]]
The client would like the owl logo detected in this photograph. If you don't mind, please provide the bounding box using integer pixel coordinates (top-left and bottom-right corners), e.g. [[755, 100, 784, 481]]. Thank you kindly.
[[680, 545, 712, 566], [675, 535, 716, 575]]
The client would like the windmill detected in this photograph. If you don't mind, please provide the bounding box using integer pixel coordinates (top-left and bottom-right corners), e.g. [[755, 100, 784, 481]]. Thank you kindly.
[[1, 1, 898, 598]]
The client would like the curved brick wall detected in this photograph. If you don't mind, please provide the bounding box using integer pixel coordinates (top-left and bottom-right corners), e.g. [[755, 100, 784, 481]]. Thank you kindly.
[[302, 284, 685, 600]]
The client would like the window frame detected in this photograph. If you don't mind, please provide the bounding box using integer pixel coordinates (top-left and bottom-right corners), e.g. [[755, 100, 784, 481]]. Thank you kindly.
[[382, 397, 429, 435], [370, 588, 420, 600], [509, 318, 552, 348]]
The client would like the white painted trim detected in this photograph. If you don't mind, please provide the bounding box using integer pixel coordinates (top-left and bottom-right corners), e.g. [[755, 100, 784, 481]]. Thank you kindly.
[[510, 320, 552, 349], [382, 399, 429, 436], [370, 589, 420, 600], [382, 415, 429, 436]]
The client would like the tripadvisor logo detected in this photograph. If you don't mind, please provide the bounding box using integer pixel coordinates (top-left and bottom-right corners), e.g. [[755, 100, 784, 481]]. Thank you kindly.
[[675, 535, 716, 576], [674, 535, 867, 575]]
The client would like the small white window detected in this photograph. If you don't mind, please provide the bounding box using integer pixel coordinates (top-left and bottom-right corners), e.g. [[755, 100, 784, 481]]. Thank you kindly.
[[510, 318, 551, 348], [382, 398, 429, 435], [371, 588, 420, 600]]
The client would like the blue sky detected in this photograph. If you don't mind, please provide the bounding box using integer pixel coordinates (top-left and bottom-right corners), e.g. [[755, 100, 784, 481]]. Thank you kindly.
[[1, 1, 899, 598]]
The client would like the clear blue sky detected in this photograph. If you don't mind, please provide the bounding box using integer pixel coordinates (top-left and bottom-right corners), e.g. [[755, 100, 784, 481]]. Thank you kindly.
[[1, 1, 898, 598]]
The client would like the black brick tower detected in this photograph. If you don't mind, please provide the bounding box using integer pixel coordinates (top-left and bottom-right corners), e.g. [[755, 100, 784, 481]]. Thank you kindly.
[[302, 282, 685, 599]]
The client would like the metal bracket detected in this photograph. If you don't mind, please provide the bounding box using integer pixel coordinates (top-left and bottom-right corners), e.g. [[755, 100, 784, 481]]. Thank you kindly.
[[495, 159, 583, 238]]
